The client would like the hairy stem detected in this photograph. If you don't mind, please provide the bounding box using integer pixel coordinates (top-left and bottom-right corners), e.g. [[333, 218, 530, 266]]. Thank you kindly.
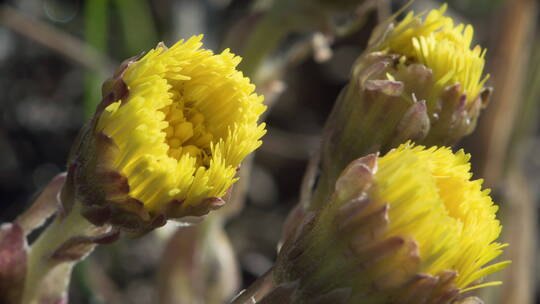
[[21, 202, 101, 304]]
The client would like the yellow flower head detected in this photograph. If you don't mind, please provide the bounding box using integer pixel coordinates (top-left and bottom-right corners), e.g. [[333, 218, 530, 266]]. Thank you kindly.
[[378, 4, 488, 101], [65, 36, 266, 230], [276, 143, 509, 303], [373, 143, 508, 291]]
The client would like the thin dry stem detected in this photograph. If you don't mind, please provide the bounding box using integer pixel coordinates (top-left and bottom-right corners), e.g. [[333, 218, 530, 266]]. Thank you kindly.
[[0, 5, 113, 76]]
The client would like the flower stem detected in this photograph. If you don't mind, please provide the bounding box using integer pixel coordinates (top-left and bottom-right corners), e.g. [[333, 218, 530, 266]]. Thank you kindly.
[[21, 202, 99, 304]]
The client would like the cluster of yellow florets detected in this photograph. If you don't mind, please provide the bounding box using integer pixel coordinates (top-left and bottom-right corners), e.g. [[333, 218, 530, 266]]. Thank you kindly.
[[276, 142, 509, 303], [379, 4, 488, 100], [97, 35, 266, 212], [375, 143, 509, 291]]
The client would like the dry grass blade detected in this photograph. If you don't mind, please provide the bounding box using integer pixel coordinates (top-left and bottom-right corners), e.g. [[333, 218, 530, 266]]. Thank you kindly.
[[0, 4, 113, 75]]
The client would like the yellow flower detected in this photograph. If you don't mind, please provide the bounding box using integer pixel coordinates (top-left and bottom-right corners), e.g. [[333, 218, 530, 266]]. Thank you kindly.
[[64, 36, 266, 231], [373, 143, 508, 291], [378, 4, 487, 101], [275, 143, 509, 303]]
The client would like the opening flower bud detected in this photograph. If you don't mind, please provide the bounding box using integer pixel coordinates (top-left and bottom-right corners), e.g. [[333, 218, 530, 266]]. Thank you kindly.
[[63, 36, 266, 232], [275, 143, 509, 303]]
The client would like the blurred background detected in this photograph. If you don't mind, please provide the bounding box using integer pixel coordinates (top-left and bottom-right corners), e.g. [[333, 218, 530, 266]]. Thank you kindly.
[[0, 0, 538, 303]]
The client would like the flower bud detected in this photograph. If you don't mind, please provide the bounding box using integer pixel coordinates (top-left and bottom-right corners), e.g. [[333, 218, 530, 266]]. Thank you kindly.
[[316, 5, 490, 207], [62, 36, 266, 233], [275, 143, 509, 303]]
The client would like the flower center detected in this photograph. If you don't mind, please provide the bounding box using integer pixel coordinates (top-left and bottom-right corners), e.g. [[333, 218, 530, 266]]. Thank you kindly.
[[161, 92, 213, 166]]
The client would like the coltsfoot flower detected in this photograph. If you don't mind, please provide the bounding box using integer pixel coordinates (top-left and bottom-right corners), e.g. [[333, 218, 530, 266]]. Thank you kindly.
[[318, 4, 490, 205], [63, 36, 266, 232], [275, 143, 509, 304]]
